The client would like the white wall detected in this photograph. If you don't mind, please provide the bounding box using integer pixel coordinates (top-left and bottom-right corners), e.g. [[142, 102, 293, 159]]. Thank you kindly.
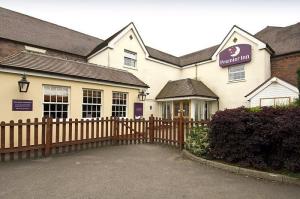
[[88, 26, 274, 117], [181, 32, 272, 110], [88, 29, 181, 118]]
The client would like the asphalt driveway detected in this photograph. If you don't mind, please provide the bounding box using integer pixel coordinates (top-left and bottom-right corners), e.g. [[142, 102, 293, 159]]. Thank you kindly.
[[0, 144, 300, 199]]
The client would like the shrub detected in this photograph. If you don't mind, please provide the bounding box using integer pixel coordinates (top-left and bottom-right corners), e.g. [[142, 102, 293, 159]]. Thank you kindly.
[[208, 106, 300, 172], [297, 69, 300, 105], [186, 126, 209, 156]]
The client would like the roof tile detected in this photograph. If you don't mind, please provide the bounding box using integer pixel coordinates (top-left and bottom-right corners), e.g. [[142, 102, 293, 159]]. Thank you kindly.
[[156, 78, 218, 99], [0, 51, 149, 88]]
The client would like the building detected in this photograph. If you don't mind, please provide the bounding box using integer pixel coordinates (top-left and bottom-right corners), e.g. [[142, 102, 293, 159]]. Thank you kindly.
[[0, 7, 299, 122]]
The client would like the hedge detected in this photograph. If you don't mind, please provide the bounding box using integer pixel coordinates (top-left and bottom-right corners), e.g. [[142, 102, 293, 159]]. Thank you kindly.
[[208, 106, 300, 172]]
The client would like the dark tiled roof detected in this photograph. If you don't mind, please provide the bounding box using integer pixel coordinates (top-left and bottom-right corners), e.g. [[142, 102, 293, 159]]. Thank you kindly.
[[0, 7, 103, 56], [179, 45, 219, 66], [146, 46, 180, 66], [156, 78, 218, 99], [255, 23, 300, 56], [0, 51, 148, 88]]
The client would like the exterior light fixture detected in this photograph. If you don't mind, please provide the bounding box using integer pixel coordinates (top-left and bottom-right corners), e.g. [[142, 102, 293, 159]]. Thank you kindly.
[[18, 74, 30, 93], [138, 90, 149, 101]]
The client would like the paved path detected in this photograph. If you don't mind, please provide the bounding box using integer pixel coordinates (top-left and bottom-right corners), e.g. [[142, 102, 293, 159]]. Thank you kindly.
[[0, 145, 300, 199]]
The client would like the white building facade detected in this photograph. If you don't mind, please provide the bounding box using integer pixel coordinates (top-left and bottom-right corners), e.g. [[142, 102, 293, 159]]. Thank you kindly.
[[88, 23, 298, 119]]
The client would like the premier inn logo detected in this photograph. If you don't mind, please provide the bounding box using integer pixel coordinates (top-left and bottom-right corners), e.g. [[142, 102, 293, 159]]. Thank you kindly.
[[219, 44, 251, 67]]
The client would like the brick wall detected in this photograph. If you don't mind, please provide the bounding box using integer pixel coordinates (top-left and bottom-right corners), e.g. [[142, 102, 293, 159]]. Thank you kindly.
[[0, 38, 86, 62], [271, 52, 300, 86]]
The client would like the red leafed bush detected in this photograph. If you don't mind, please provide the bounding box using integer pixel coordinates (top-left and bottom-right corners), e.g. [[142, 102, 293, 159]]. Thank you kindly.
[[208, 106, 300, 172]]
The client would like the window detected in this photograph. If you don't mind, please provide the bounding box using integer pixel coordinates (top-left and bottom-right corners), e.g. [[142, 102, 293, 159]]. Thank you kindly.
[[260, 97, 290, 107], [124, 50, 137, 68], [43, 85, 69, 119], [194, 101, 211, 120], [161, 102, 172, 119], [112, 92, 127, 117], [82, 89, 102, 118], [228, 65, 245, 81]]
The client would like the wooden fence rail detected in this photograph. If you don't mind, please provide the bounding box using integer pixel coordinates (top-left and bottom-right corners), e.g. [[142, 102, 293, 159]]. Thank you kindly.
[[0, 115, 208, 161]]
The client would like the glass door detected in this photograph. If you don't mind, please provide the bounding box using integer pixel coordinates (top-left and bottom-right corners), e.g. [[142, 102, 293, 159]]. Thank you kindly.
[[173, 100, 190, 118]]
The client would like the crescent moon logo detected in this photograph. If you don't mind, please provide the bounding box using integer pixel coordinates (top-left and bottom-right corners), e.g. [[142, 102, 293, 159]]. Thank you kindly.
[[230, 46, 240, 57]]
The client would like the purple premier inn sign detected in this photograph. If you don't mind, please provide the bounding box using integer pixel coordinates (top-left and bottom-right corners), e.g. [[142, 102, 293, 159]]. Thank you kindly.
[[219, 44, 251, 67], [12, 100, 33, 111]]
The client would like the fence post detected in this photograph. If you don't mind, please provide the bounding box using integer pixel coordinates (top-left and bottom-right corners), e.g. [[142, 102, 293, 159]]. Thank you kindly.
[[178, 111, 184, 150], [149, 115, 154, 144], [114, 117, 119, 145], [45, 117, 53, 157]]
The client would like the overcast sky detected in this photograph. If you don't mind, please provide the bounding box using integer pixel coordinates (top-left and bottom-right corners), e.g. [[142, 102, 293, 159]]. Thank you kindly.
[[1, 0, 300, 56]]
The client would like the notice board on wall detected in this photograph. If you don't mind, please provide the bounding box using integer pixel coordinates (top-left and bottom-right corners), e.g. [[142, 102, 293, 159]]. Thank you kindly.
[[12, 100, 33, 111]]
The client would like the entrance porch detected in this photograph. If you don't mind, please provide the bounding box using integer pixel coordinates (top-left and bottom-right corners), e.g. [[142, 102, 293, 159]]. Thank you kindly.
[[156, 78, 219, 120], [157, 98, 218, 120]]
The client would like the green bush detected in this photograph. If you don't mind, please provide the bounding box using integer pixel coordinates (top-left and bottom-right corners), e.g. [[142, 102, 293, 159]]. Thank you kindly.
[[185, 126, 209, 156]]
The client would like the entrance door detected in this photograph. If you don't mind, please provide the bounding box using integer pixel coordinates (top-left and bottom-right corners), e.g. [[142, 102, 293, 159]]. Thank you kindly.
[[173, 100, 190, 118]]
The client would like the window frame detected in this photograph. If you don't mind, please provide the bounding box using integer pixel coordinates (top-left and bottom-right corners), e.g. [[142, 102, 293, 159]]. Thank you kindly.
[[161, 101, 172, 119], [259, 97, 291, 107], [82, 88, 102, 119], [228, 65, 245, 82], [124, 49, 137, 68], [42, 85, 70, 119], [112, 92, 128, 118]]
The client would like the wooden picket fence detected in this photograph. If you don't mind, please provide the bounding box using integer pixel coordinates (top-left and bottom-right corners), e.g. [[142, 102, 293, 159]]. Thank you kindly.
[[0, 115, 208, 161]]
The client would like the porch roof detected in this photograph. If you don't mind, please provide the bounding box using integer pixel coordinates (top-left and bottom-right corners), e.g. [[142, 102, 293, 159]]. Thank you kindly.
[[156, 78, 218, 100]]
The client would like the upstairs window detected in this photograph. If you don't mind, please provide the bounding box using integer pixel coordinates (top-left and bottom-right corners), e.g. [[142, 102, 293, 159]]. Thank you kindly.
[[228, 65, 245, 82], [124, 49, 137, 68]]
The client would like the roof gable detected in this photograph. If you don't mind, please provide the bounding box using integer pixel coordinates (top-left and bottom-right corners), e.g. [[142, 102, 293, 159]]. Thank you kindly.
[[88, 23, 149, 59], [212, 25, 269, 60], [245, 77, 299, 100]]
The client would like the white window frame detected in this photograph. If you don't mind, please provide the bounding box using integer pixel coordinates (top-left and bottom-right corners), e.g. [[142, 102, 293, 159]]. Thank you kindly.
[[124, 49, 137, 68], [82, 89, 102, 119], [260, 97, 291, 107], [161, 102, 172, 119], [42, 85, 70, 119], [112, 92, 128, 118], [228, 65, 245, 82]]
